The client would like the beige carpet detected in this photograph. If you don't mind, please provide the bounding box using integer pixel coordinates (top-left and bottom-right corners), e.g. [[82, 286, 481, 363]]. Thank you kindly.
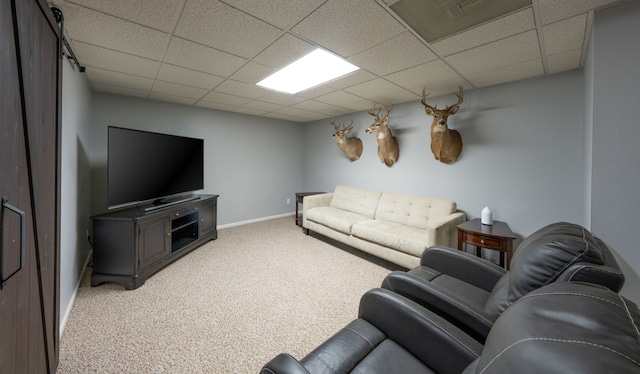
[[57, 217, 397, 373]]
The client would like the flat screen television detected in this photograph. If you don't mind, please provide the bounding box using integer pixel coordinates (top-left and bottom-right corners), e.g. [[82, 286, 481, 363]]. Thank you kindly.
[[107, 126, 204, 209]]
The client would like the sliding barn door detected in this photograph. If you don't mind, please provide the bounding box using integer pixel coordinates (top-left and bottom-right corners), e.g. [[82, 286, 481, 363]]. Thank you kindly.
[[1, 0, 61, 372]]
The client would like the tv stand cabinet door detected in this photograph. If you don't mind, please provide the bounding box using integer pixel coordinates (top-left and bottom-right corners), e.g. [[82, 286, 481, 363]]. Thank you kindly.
[[138, 215, 171, 268], [199, 197, 218, 238]]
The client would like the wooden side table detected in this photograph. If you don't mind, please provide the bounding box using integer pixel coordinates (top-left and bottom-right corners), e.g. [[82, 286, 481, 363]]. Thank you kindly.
[[457, 218, 516, 269], [295, 192, 324, 227]]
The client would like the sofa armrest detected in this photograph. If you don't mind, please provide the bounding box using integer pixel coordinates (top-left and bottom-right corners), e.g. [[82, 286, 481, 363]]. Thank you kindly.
[[260, 353, 310, 374], [302, 192, 333, 211], [426, 212, 467, 248], [421, 246, 506, 292], [359, 288, 482, 374], [302, 193, 333, 228]]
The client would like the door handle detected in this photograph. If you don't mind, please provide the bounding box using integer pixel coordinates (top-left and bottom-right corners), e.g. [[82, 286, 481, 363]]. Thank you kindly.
[[1, 197, 26, 289]]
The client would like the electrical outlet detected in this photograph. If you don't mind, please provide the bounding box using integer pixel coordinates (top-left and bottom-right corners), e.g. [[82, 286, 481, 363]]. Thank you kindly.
[[286, 198, 291, 204]]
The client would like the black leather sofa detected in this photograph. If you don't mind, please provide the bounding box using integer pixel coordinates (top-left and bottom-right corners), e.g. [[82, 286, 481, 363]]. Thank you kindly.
[[260, 282, 640, 373], [381, 222, 625, 341]]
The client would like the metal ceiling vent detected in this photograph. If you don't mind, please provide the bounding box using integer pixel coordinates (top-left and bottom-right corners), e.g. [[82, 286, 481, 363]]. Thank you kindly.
[[390, 0, 532, 43]]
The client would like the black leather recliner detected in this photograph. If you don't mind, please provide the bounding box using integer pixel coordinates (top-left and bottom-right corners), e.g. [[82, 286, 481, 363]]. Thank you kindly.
[[381, 222, 625, 341], [260, 282, 640, 373]]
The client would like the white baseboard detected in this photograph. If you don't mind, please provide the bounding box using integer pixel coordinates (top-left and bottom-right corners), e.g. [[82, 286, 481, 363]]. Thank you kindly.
[[60, 249, 92, 336], [218, 212, 295, 229]]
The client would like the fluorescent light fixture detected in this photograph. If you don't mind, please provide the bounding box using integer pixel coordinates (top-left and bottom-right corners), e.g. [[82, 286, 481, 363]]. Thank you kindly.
[[257, 49, 359, 94]]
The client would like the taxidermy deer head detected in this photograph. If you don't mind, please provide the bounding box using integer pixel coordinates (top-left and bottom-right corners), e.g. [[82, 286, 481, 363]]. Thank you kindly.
[[366, 103, 399, 167], [421, 85, 464, 164], [330, 117, 363, 161]]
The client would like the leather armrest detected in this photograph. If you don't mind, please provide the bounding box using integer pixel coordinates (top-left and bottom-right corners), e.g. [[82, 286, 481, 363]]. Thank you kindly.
[[359, 288, 482, 374], [260, 353, 310, 374], [381, 271, 494, 341], [421, 246, 506, 292]]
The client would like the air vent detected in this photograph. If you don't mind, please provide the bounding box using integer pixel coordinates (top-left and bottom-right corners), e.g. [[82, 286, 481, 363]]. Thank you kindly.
[[390, 0, 531, 43]]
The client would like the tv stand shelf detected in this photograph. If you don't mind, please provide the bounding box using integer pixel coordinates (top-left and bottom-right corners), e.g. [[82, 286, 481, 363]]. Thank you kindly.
[[90, 194, 218, 290]]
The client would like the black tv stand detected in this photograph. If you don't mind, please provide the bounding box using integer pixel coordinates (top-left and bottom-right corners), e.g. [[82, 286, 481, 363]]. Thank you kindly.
[[91, 194, 218, 289]]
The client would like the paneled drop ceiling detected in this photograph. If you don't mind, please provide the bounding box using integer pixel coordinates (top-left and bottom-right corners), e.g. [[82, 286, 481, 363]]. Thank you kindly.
[[50, 0, 626, 122]]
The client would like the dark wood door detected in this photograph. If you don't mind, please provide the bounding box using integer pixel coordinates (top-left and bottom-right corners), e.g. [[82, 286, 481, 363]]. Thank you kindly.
[[0, 0, 61, 372], [139, 216, 171, 268]]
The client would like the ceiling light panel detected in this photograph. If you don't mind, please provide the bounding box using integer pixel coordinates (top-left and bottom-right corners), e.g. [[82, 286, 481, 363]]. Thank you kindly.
[[390, 0, 532, 43], [257, 49, 359, 94]]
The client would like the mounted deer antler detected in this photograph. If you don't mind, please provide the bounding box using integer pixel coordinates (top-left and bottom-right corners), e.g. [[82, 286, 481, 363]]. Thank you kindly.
[[330, 117, 363, 161], [366, 102, 399, 167], [421, 85, 464, 164]]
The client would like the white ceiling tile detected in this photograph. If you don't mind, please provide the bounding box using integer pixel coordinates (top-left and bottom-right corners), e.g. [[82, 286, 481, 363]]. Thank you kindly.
[[430, 8, 536, 56], [163, 37, 247, 76], [86, 67, 154, 91], [291, 0, 406, 56], [199, 91, 252, 106], [543, 14, 587, 55], [547, 49, 582, 73], [252, 33, 316, 68], [292, 100, 343, 113], [372, 90, 420, 105], [55, 0, 622, 122], [327, 70, 377, 90], [72, 41, 160, 78], [214, 80, 271, 99], [315, 90, 366, 106], [538, 0, 623, 25], [385, 59, 462, 90], [52, 0, 186, 33], [263, 111, 306, 122], [151, 81, 209, 99], [220, 0, 325, 30], [348, 32, 438, 76], [340, 100, 378, 113], [54, 2, 171, 60], [272, 106, 316, 118], [238, 100, 282, 112], [148, 92, 198, 105], [156, 64, 225, 90], [173, 0, 282, 58], [445, 30, 541, 75], [230, 61, 275, 84], [343, 78, 405, 98], [258, 92, 306, 106], [465, 59, 544, 87]]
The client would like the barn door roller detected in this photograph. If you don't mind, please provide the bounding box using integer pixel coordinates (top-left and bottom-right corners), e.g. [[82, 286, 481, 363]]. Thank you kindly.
[[1, 197, 25, 289]]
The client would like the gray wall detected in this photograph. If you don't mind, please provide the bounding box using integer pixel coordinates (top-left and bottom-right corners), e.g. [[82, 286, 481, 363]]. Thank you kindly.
[[591, 0, 640, 302], [59, 59, 93, 331], [303, 71, 586, 242], [90, 93, 304, 226]]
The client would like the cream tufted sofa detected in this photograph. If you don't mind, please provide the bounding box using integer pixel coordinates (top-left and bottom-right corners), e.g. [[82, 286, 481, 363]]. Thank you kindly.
[[303, 185, 466, 269]]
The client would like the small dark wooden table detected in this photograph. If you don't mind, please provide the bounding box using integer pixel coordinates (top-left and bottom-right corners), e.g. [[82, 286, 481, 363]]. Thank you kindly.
[[457, 218, 516, 269], [295, 192, 324, 227]]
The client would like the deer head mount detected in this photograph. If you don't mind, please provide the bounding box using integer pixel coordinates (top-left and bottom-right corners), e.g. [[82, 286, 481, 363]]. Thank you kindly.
[[421, 86, 464, 164], [366, 102, 399, 167], [330, 117, 363, 161]]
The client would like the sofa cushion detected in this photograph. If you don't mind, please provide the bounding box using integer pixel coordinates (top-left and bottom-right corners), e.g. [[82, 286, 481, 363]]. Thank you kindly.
[[375, 193, 457, 229], [507, 222, 605, 302], [330, 185, 381, 219], [351, 220, 429, 257], [306, 206, 371, 235]]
